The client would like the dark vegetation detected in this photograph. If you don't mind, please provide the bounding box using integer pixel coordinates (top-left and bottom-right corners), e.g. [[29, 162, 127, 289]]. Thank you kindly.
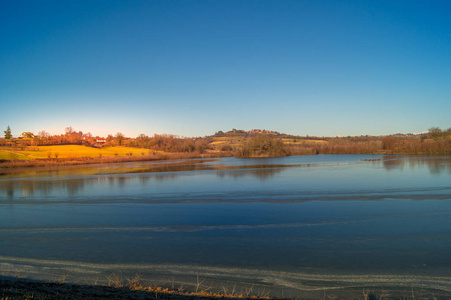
[[132, 134, 211, 154], [235, 134, 289, 158], [3, 126, 12, 140], [228, 127, 451, 157]]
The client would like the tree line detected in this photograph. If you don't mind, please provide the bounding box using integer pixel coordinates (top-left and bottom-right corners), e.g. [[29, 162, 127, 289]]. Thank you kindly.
[[2, 125, 451, 156], [0, 126, 212, 154], [288, 128, 451, 155]]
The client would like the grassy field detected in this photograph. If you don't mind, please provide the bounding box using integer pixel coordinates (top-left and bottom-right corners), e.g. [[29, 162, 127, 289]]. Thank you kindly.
[[281, 138, 328, 145], [209, 137, 246, 150], [0, 145, 153, 160], [0, 150, 31, 160]]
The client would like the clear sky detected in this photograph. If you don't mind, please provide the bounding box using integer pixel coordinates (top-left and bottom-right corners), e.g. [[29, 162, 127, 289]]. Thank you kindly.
[[1, 0, 450, 138]]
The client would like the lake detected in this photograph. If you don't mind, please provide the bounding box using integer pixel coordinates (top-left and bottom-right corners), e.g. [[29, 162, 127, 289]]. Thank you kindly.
[[1, 155, 451, 298]]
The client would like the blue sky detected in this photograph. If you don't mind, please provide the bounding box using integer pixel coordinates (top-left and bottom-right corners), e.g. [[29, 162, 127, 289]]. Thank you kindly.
[[1, 0, 450, 138]]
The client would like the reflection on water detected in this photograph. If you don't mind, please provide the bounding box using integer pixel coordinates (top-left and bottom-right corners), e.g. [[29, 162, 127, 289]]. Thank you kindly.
[[0, 167, 284, 199], [1, 155, 450, 201], [216, 168, 283, 180], [1, 155, 451, 297], [382, 155, 451, 174]]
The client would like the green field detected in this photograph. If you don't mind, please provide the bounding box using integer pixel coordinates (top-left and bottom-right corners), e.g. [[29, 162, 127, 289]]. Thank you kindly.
[[0, 145, 154, 160]]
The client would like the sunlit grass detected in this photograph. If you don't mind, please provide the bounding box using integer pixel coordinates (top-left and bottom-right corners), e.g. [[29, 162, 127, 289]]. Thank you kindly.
[[210, 141, 227, 145], [0, 150, 31, 160], [210, 137, 245, 147], [7, 145, 152, 160], [281, 138, 328, 145]]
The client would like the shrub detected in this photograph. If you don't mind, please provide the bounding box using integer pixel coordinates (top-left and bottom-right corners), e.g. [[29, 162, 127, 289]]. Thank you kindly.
[[235, 134, 289, 158]]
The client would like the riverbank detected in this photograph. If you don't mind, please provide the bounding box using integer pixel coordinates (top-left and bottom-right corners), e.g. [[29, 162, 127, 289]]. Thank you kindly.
[[0, 151, 229, 170], [0, 275, 272, 300], [1, 274, 450, 300], [1, 255, 450, 300]]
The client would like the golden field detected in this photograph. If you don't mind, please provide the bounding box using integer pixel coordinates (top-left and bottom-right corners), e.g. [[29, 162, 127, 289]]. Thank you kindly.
[[0, 145, 152, 160], [280, 138, 328, 145]]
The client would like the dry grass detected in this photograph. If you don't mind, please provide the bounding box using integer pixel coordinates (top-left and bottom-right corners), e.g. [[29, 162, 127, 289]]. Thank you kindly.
[[210, 141, 227, 145], [0, 273, 447, 300], [0, 276, 443, 300], [100, 272, 275, 300], [209, 137, 246, 149], [0, 145, 153, 161], [0, 273, 275, 300], [281, 138, 328, 145], [22, 145, 151, 159]]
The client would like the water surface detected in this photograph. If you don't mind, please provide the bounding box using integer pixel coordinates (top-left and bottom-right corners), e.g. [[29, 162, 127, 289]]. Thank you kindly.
[[1, 155, 451, 297]]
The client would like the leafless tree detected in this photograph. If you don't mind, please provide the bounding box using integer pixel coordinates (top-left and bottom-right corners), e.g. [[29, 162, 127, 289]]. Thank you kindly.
[[115, 132, 125, 146]]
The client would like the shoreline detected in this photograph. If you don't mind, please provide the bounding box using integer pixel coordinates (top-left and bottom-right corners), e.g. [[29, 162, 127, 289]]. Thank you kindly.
[[1, 256, 450, 299], [0, 152, 230, 169], [1, 272, 450, 300], [0, 152, 392, 172], [1, 145, 449, 172], [0, 275, 268, 300]]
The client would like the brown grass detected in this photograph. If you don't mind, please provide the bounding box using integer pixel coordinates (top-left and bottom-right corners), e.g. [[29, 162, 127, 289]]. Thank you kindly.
[[0, 274, 445, 300], [0, 275, 274, 300]]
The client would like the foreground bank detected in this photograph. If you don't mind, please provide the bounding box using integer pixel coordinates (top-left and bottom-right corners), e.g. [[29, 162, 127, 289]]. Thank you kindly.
[[1, 274, 450, 300], [0, 275, 270, 300]]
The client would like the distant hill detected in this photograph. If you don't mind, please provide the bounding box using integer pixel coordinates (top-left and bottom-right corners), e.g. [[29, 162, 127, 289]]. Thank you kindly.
[[212, 128, 282, 138]]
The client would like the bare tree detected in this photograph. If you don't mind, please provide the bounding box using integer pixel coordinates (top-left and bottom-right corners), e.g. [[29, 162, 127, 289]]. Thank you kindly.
[[115, 132, 125, 146], [65, 126, 74, 135], [38, 131, 50, 138], [136, 134, 149, 148], [428, 127, 443, 140], [106, 134, 114, 145]]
